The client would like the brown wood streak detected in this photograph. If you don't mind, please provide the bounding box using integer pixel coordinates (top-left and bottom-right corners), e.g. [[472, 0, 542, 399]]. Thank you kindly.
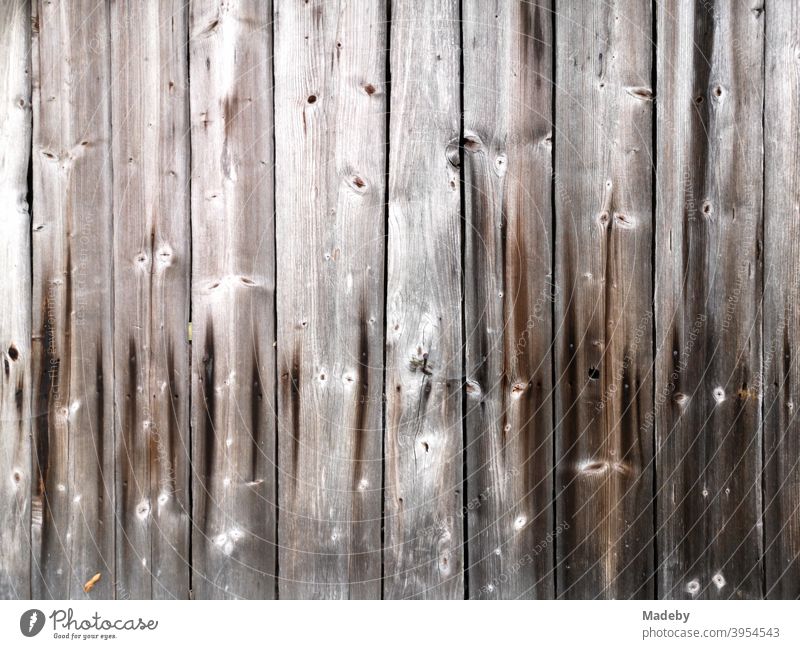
[[0, 0, 32, 600], [554, 0, 654, 599], [763, 0, 799, 599], [201, 320, 216, 505], [275, 0, 385, 599], [462, 0, 555, 599], [189, 0, 276, 599], [656, 2, 764, 599]]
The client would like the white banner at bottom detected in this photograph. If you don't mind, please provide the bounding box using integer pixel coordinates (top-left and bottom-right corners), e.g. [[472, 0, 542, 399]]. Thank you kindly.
[[0, 600, 797, 648]]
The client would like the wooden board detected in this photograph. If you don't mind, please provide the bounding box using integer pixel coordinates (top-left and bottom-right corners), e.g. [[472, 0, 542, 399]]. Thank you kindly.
[[189, 0, 276, 599], [763, 0, 800, 599], [462, 0, 554, 600], [111, 0, 191, 600], [554, 0, 655, 599], [383, 0, 464, 600], [0, 0, 31, 600], [274, 0, 386, 599], [31, 0, 115, 599], [655, 2, 764, 599]]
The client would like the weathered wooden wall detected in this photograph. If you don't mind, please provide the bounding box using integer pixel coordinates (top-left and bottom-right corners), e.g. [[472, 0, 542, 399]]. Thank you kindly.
[[1, 0, 798, 600]]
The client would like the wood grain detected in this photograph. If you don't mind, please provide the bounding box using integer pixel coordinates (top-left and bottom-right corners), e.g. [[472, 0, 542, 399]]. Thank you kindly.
[[189, 0, 276, 599], [0, 0, 31, 600], [31, 0, 115, 599], [763, 0, 799, 600], [111, 0, 190, 600], [554, 0, 655, 599], [274, 0, 386, 599], [384, 0, 463, 599], [655, 1, 764, 599], [462, 0, 554, 599]]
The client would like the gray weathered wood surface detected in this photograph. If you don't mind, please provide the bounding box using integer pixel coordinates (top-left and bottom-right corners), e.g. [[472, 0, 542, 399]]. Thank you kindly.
[[31, 0, 115, 599], [554, 0, 655, 599], [275, 0, 386, 599], [0, 0, 31, 600], [462, 0, 554, 599], [763, 0, 800, 600], [189, 0, 276, 599], [384, 0, 464, 599], [111, 0, 191, 599], [0, 0, 798, 600], [655, 0, 764, 599]]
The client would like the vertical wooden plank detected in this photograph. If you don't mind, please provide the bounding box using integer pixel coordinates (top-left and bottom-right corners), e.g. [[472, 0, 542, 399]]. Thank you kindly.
[[274, 0, 385, 598], [763, 0, 798, 599], [31, 0, 115, 599], [111, 1, 190, 599], [554, 0, 654, 598], [384, 0, 463, 599], [0, 0, 31, 600], [655, 2, 764, 598], [189, 0, 276, 599], [462, 0, 554, 599]]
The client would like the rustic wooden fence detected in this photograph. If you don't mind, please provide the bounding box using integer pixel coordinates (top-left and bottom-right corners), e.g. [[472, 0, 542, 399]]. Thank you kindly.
[[0, 0, 797, 599]]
